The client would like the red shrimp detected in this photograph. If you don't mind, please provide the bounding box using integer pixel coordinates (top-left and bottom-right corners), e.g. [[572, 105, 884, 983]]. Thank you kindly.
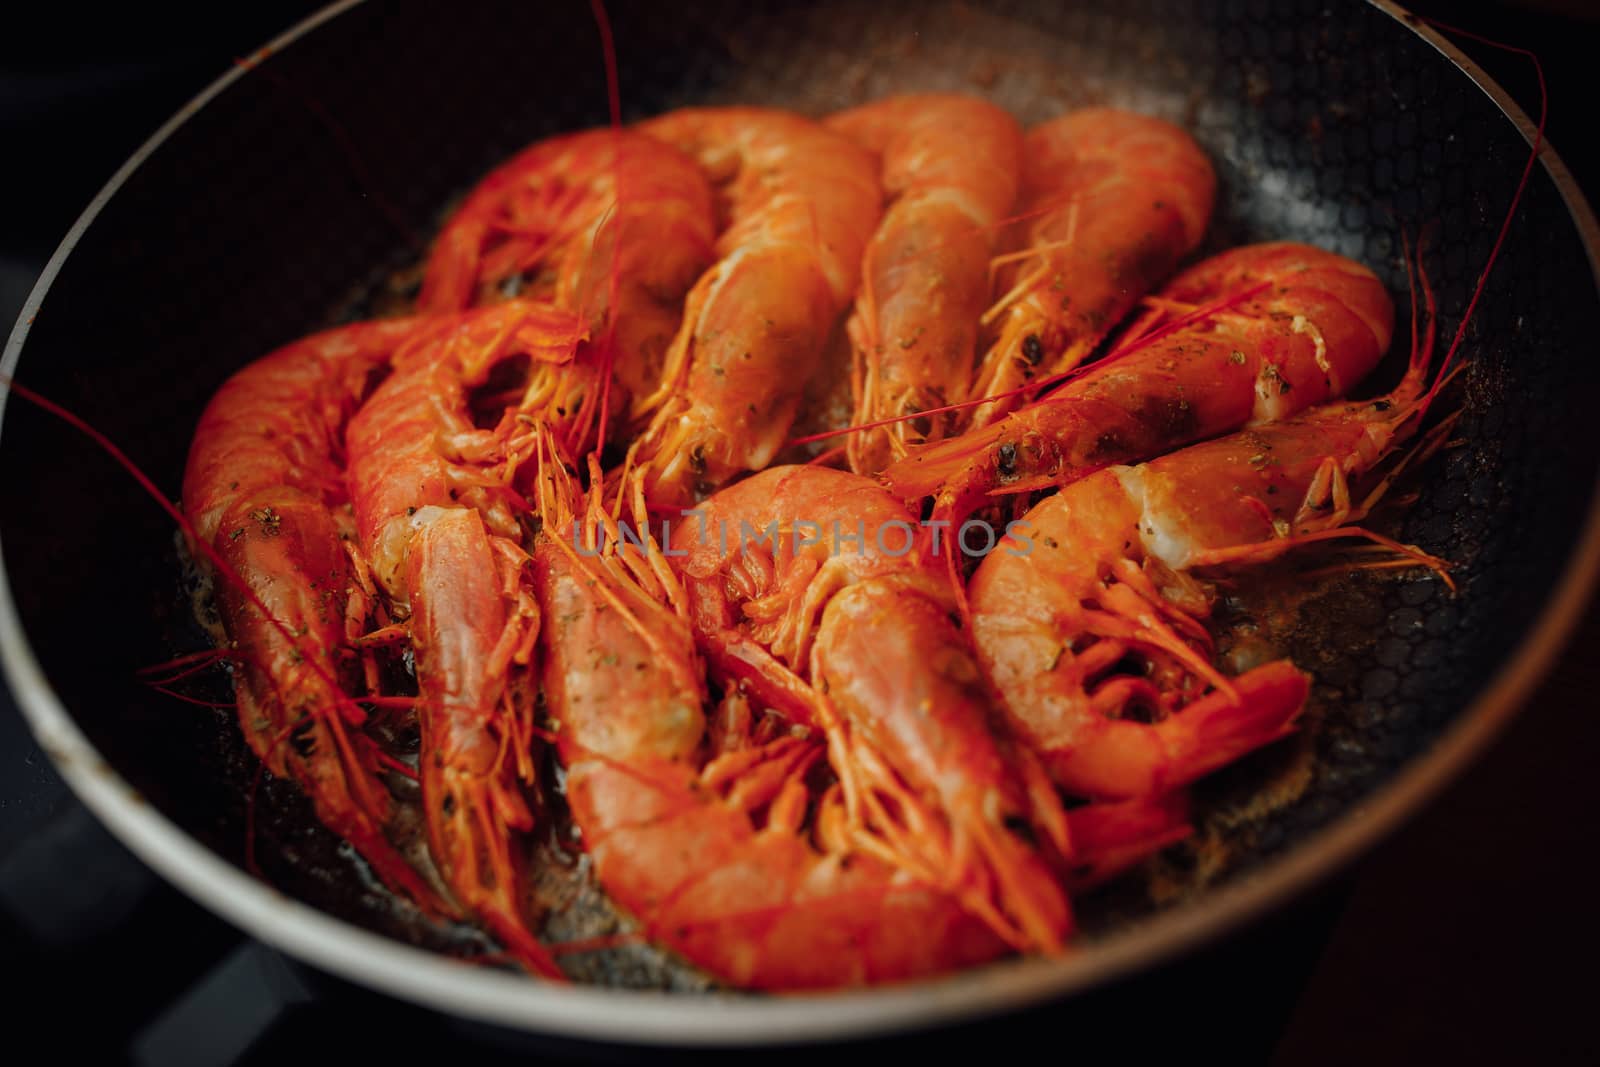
[[967, 291, 1449, 798], [669, 465, 1072, 956], [344, 302, 590, 977], [884, 242, 1396, 543], [181, 317, 449, 913], [825, 93, 1023, 475], [627, 108, 881, 506], [967, 108, 1216, 427], [418, 128, 715, 454]]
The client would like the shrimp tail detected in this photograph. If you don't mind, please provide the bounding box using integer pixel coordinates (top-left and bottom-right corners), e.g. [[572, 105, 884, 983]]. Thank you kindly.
[[1062, 791, 1192, 891], [1046, 661, 1309, 799], [405, 509, 560, 979]]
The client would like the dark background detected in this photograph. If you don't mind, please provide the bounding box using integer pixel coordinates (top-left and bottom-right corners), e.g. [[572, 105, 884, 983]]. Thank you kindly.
[[2, 1, 1597, 1062]]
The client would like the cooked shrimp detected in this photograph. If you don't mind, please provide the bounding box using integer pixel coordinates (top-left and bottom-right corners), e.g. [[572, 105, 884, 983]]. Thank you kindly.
[[344, 302, 589, 977], [885, 242, 1396, 537], [182, 317, 448, 914], [968, 299, 1449, 798], [670, 465, 1072, 955], [825, 93, 1023, 475], [966, 108, 1216, 428], [627, 107, 881, 506], [419, 128, 715, 454], [529, 453, 1009, 987]]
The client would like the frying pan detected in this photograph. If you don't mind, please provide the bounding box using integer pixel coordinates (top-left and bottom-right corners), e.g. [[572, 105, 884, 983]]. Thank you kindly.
[[2, 0, 1598, 1045]]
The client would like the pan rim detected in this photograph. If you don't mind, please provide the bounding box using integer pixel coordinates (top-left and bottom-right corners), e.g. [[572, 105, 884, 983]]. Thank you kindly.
[[2, 0, 1598, 1046]]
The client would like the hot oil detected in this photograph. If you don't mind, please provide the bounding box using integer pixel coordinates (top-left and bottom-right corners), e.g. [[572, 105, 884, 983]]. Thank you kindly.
[[529, 768, 717, 990], [1083, 558, 1447, 931]]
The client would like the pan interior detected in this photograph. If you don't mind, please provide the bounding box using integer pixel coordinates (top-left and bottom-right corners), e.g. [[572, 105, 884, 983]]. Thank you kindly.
[[1, 0, 1596, 996]]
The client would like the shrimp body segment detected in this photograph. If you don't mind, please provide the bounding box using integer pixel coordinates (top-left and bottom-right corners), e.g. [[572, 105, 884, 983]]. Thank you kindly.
[[825, 93, 1023, 474], [630, 108, 881, 506], [968, 108, 1216, 427]]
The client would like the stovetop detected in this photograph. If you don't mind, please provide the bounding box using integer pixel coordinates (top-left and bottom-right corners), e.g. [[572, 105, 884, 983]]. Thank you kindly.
[[2, 2, 1597, 1062]]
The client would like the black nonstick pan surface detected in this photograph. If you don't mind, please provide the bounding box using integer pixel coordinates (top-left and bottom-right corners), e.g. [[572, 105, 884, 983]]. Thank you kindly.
[[2, 0, 1597, 1045]]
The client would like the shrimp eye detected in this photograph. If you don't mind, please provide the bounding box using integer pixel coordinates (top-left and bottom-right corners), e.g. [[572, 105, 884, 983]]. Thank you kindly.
[[997, 442, 1019, 478], [289, 719, 318, 758], [1002, 815, 1038, 845], [1022, 334, 1044, 366]]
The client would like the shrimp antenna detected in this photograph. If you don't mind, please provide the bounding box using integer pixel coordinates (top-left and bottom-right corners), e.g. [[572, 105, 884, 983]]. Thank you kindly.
[[0, 377, 368, 722], [590, 0, 622, 130], [586, 0, 625, 454], [1419, 18, 1548, 395]]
